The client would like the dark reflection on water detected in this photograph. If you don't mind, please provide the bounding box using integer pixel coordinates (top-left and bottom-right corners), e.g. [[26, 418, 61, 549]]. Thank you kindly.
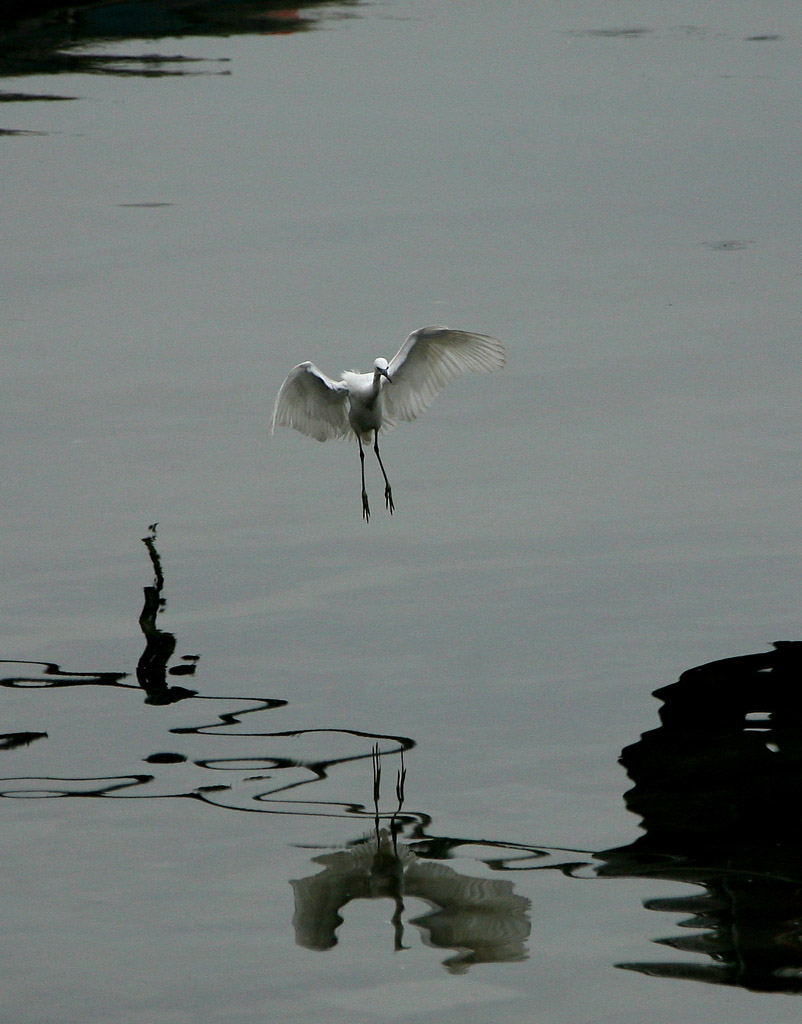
[[137, 524, 199, 705], [0, 730, 48, 750], [0, 0, 358, 90], [5, 530, 802, 983], [293, 642, 800, 989], [0, 527, 411, 816], [572, 27, 651, 39], [0, 527, 533, 972], [597, 641, 802, 993]]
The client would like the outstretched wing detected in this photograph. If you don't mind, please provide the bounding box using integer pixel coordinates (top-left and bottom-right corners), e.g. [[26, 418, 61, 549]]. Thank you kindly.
[[270, 362, 351, 442], [382, 327, 506, 426]]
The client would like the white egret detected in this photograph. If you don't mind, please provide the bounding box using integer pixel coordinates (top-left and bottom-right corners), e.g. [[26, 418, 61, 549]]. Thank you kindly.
[[270, 326, 506, 521]]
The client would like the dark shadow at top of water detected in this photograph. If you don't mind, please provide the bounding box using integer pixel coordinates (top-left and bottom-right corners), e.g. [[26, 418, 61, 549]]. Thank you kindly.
[[0, 0, 360, 86]]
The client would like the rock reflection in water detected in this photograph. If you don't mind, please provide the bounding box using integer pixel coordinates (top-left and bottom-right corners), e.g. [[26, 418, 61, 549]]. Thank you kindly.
[[597, 641, 802, 993]]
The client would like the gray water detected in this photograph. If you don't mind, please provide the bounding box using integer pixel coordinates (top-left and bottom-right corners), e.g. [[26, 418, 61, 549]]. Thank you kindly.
[[4, 1, 802, 1021]]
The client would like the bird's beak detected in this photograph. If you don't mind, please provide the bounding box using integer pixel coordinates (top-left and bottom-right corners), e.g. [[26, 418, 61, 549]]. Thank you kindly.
[[382, 369, 392, 383]]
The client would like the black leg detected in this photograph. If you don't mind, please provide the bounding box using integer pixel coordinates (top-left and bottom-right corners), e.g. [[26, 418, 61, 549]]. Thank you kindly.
[[374, 432, 394, 515], [358, 438, 370, 522]]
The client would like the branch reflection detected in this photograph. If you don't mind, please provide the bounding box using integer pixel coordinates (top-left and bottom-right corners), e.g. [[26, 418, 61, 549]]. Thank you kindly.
[[137, 524, 199, 704], [0, 527, 410, 818]]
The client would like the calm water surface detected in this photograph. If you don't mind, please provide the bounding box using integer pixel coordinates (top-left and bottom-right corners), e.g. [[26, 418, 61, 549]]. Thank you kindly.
[[4, 1, 802, 1021]]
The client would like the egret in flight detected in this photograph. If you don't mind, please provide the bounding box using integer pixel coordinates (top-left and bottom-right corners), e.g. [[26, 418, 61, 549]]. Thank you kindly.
[[271, 326, 506, 521]]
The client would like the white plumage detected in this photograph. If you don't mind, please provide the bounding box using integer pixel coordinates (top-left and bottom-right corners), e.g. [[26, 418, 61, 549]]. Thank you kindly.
[[271, 326, 506, 521]]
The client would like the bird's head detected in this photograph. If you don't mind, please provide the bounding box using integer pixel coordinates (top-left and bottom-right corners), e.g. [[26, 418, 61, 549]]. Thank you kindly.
[[374, 357, 392, 383]]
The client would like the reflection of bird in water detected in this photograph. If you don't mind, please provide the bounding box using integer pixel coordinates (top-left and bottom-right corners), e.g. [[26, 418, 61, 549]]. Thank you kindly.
[[291, 830, 530, 974], [597, 641, 802, 993], [291, 744, 529, 973], [271, 327, 506, 521]]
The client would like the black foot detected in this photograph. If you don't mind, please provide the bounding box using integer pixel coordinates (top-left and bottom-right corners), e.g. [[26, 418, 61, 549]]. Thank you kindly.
[[385, 486, 394, 515], [362, 492, 371, 523]]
